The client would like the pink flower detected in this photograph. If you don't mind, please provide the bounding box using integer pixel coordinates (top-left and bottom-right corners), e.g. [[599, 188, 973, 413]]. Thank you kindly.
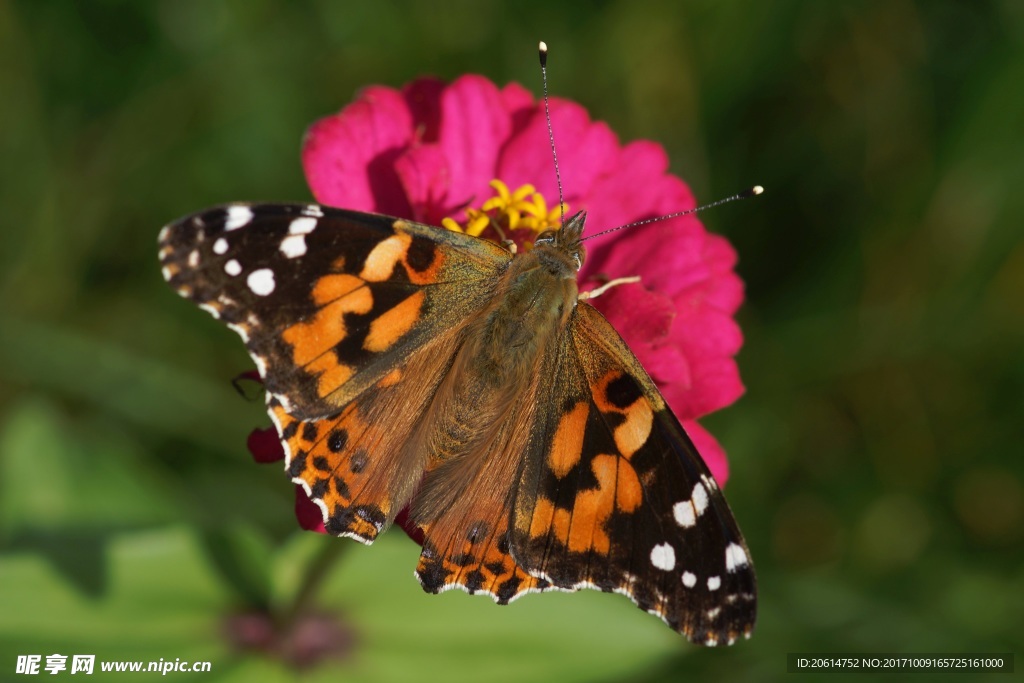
[[253, 74, 745, 534]]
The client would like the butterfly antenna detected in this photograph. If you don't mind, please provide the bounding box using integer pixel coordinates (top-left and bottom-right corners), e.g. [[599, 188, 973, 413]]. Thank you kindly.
[[582, 185, 764, 242], [539, 41, 566, 226]]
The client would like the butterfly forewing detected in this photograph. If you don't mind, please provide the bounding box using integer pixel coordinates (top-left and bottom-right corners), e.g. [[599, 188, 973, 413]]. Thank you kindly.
[[511, 303, 756, 645], [159, 203, 512, 541], [159, 203, 510, 419]]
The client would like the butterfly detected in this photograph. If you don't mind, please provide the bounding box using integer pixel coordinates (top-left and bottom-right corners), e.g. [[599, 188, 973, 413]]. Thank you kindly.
[[158, 199, 757, 646]]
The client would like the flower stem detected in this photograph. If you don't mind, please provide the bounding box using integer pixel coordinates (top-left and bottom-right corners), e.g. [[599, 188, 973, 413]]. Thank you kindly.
[[278, 538, 347, 629]]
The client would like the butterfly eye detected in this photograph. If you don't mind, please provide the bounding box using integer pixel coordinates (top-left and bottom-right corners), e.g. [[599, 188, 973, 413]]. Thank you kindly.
[[534, 231, 557, 246]]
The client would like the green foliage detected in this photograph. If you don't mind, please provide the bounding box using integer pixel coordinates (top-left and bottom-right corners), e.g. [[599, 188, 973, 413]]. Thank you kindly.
[[1, 1, 1021, 681]]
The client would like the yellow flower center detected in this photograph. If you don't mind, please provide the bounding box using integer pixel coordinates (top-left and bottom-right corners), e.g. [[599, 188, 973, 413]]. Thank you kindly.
[[441, 180, 568, 248]]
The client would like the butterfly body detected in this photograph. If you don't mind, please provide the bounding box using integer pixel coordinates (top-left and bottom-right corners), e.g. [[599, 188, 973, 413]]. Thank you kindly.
[[159, 202, 756, 645], [428, 220, 578, 439]]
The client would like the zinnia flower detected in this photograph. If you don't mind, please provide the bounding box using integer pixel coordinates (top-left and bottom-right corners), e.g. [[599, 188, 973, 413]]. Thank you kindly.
[[250, 74, 745, 535]]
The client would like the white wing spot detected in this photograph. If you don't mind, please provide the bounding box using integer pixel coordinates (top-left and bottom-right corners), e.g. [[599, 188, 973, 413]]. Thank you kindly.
[[650, 543, 676, 571], [161, 266, 175, 282], [682, 571, 697, 588], [725, 543, 749, 572], [158, 225, 171, 243], [707, 576, 721, 591], [225, 206, 253, 231], [199, 303, 221, 319], [303, 204, 324, 217], [252, 353, 268, 378], [213, 237, 229, 254], [673, 500, 696, 528], [187, 250, 200, 267], [247, 268, 275, 296], [224, 259, 242, 277], [227, 322, 250, 343], [673, 483, 708, 528], [289, 216, 317, 234], [692, 482, 709, 515], [280, 234, 307, 258]]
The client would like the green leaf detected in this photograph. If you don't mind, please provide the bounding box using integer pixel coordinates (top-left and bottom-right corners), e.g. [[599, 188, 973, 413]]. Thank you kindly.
[[0, 526, 685, 682], [0, 397, 181, 595]]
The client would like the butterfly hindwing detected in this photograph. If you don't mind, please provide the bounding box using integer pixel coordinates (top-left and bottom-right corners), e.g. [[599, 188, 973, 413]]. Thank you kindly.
[[267, 335, 458, 542], [160, 203, 513, 541], [510, 302, 756, 645], [415, 509, 554, 604]]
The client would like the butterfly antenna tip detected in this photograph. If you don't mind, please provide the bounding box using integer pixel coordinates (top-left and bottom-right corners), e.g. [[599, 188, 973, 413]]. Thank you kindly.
[[537, 40, 565, 224]]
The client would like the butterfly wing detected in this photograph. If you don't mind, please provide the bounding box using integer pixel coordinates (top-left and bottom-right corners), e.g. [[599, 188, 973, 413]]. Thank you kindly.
[[159, 203, 512, 541], [510, 302, 756, 645]]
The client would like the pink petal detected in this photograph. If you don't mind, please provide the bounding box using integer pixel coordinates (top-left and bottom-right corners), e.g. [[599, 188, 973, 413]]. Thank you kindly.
[[695, 234, 744, 315], [294, 487, 327, 534], [583, 219, 706, 296], [500, 82, 536, 123], [498, 100, 619, 208], [579, 142, 696, 257], [663, 355, 744, 419], [394, 507, 425, 546], [587, 282, 674, 339], [674, 306, 743, 358], [437, 75, 512, 216], [403, 78, 446, 142], [302, 85, 414, 216], [247, 428, 285, 463], [581, 141, 670, 234], [393, 143, 451, 224], [682, 420, 730, 485], [639, 344, 694, 402]]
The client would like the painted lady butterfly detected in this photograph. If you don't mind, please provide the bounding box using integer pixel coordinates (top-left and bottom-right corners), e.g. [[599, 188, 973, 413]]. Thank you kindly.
[[158, 53, 757, 647]]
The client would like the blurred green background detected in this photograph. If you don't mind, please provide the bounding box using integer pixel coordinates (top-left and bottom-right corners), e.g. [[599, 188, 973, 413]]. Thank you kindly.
[[1, 1, 1021, 681]]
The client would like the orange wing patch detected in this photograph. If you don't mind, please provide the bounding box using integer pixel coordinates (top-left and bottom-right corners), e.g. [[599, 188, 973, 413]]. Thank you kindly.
[[270, 401, 391, 542], [592, 370, 654, 459], [360, 222, 447, 286], [281, 274, 372, 396], [528, 452, 642, 555], [360, 233, 412, 282], [520, 370, 651, 556], [548, 401, 588, 477], [364, 291, 424, 352]]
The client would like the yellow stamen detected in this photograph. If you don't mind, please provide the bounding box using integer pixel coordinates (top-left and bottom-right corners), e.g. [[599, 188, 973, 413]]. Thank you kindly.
[[441, 180, 569, 249], [440, 217, 463, 233]]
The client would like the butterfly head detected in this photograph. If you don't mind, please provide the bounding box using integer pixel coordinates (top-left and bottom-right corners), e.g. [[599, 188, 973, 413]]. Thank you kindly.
[[533, 210, 586, 272]]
